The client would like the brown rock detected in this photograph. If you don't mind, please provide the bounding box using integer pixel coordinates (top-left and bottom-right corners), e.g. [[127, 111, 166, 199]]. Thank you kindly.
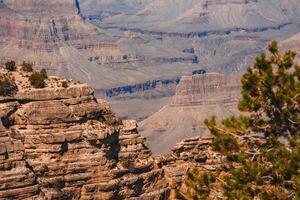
[[0, 70, 167, 200]]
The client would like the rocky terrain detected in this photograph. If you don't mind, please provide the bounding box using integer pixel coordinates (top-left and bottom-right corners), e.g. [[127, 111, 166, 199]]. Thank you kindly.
[[0, 67, 169, 199], [98, 0, 300, 32], [84, 0, 300, 120], [0, 66, 248, 200], [0, 0, 199, 91], [1, 0, 300, 120], [139, 73, 241, 155]]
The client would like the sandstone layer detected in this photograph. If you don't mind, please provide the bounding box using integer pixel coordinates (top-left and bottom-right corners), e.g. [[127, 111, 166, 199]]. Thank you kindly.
[[0, 68, 168, 199], [139, 73, 241, 155]]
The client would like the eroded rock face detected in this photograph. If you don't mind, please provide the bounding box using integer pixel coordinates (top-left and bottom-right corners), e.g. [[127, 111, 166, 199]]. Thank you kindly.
[[0, 70, 168, 199], [139, 73, 241, 155], [172, 73, 241, 106], [0, 68, 267, 199], [157, 134, 266, 199], [0, 0, 140, 89]]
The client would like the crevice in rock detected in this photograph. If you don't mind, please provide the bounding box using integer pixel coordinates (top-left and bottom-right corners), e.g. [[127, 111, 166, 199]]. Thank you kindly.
[[1, 107, 18, 129], [60, 140, 69, 155]]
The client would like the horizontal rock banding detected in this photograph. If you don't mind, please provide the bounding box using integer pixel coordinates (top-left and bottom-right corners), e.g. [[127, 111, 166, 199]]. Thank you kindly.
[[0, 69, 167, 199], [139, 73, 242, 155], [171, 73, 241, 106]]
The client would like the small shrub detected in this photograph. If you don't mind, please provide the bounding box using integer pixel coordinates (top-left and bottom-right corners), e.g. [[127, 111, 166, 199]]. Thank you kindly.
[[21, 61, 33, 72], [5, 60, 16, 71], [29, 71, 47, 88], [0, 75, 17, 96], [40, 69, 48, 79], [61, 81, 68, 88]]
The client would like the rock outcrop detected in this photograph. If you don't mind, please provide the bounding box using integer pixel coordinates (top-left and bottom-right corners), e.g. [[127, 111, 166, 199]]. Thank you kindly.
[[0, 68, 168, 199], [157, 134, 266, 199], [139, 73, 241, 155], [0, 67, 272, 199]]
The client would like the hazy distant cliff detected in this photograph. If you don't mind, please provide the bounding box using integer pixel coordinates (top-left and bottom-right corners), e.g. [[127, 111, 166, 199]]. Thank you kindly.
[[139, 73, 241, 155]]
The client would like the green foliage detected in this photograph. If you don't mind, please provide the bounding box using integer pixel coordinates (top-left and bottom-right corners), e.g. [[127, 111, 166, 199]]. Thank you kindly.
[[40, 69, 48, 79], [21, 61, 33, 72], [239, 41, 299, 137], [178, 42, 300, 199], [5, 60, 16, 71], [0, 75, 17, 96], [29, 70, 47, 88], [176, 169, 217, 200], [205, 117, 240, 156]]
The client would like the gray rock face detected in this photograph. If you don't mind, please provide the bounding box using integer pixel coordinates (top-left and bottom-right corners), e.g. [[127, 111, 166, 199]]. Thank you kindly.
[[139, 73, 241, 155], [83, 0, 300, 120], [1, 0, 299, 122], [96, 0, 300, 33], [0, 0, 149, 89]]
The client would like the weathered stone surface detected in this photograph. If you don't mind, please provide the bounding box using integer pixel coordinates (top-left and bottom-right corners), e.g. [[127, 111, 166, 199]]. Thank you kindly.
[[1, 69, 255, 200], [0, 0, 142, 89], [140, 73, 241, 155], [0, 70, 168, 200], [14, 85, 94, 101]]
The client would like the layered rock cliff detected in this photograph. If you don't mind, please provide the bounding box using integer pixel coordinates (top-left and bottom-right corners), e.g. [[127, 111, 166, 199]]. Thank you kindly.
[[0, 0, 143, 89], [0, 67, 168, 199], [139, 73, 241, 155]]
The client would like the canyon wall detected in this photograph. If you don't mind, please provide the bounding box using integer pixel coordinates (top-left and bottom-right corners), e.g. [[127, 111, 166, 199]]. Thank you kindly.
[[0, 0, 200, 91], [139, 73, 241, 155], [0, 0, 146, 89], [0, 68, 168, 199]]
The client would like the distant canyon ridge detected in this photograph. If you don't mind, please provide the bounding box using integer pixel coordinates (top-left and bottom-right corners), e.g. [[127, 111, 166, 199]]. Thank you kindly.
[[0, 0, 300, 120]]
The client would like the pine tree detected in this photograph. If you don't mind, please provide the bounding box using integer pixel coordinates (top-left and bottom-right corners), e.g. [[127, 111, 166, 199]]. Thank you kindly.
[[177, 41, 300, 199]]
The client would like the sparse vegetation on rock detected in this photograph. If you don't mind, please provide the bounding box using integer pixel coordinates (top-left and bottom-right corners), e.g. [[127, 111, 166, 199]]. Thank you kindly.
[[5, 60, 16, 71], [29, 70, 48, 88], [0, 67, 167, 199], [0, 74, 17, 96], [21, 61, 33, 72], [40, 68, 48, 79], [61, 81, 68, 88], [176, 41, 300, 199]]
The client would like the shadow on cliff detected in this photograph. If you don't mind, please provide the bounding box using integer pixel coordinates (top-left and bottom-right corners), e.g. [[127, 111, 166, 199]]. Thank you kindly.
[[89, 131, 121, 161]]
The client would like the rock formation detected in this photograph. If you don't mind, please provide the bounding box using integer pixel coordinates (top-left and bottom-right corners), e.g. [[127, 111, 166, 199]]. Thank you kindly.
[[0, 67, 168, 199], [98, 0, 300, 33], [0, 0, 144, 89], [139, 73, 241, 155], [157, 134, 266, 199], [0, 65, 280, 199], [1, 0, 299, 122]]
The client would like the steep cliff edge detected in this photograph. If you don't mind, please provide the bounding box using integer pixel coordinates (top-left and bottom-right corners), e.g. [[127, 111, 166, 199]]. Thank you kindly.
[[139, 73, 241, 155], [0, 67, 168, 199]]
